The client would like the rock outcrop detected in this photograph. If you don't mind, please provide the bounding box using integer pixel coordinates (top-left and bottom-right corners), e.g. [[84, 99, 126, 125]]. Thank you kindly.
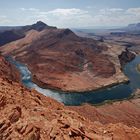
[[119, 48, 135, 66], [0, 55, 20, 82]]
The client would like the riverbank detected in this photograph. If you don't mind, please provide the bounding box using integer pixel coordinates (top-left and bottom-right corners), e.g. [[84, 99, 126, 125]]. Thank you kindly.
[[68, 89, 140, 128], [88, 87, 139, 107], [32, 72, 129, 93]]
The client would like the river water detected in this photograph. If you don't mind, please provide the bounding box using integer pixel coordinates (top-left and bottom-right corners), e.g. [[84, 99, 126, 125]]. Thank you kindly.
[[8, 56, 140, 106]]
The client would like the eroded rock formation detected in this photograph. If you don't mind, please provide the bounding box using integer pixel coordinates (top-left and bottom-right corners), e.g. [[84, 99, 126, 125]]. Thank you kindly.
[[119, 48, 135, 66]]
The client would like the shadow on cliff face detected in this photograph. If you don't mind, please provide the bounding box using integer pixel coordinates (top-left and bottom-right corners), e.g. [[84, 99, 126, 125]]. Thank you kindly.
[[119, 48, 136, 66]]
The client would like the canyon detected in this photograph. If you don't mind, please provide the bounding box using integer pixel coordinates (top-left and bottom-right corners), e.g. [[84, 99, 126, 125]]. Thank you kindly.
[[0, 21, 140, 139], [0, 21, 133, 92]]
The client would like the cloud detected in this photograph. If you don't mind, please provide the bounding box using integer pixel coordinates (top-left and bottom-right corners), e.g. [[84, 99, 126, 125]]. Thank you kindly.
[[127, 7, 140, 15], [100, 8, 124, 14], [19, 8, 90, 27], [47, 8, 88, 16], [86, 6, 92, 9], [0, 15, 11, 24], [91, 7, 140, 26], [20, 8, 39, 12], [2, 7, 140, 27], [21, 7, 140, 27]]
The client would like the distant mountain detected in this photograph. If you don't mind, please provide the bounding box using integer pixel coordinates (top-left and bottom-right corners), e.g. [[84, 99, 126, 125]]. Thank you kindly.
[[21, 21, 56, 32], [0, 21, 56, 46], [125, 22, 140, 32], [0, 26, 21, 32], [108, 23, 140, 36], [128, 23, 140, 28]]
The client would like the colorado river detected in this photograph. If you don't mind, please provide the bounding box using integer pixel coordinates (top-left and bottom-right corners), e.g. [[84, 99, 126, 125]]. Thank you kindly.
[[7, 56, 140, 106]]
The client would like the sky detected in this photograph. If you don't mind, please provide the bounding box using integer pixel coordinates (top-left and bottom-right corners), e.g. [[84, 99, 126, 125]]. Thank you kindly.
[[0, 0, 140, 28]]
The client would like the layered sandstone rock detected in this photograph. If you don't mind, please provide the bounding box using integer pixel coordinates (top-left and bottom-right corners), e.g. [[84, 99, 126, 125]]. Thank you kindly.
[[0, 55, 20, 82], [119, 48, 135, 66]]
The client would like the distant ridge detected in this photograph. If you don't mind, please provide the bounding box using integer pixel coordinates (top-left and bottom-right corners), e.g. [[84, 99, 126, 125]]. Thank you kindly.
[[0, 21, 56, 46], [125, 22, 140, 31]]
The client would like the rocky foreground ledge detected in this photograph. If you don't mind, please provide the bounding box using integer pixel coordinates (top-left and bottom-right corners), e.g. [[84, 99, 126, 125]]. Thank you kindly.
[[1, 78, 140, 140]]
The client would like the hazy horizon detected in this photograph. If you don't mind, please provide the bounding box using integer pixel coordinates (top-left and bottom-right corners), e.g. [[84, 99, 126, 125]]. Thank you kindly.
[[0, 0, 140, 28]]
